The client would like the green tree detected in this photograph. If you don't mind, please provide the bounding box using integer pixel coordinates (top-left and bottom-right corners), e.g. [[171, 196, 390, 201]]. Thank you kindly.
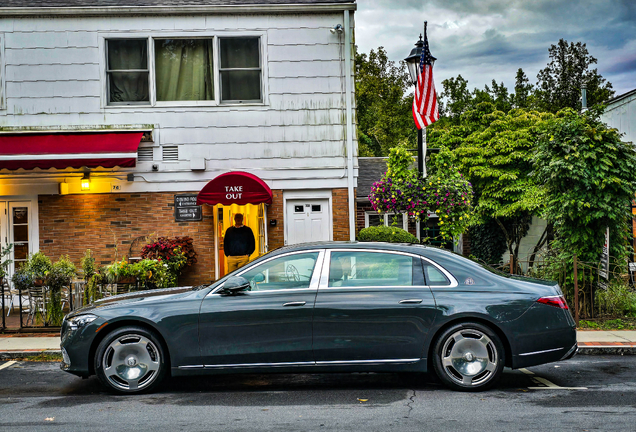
[[355, 47, 414, 156], [512, 68, 533, 109], [430, 103, 553, 267], [534, 107, 636, 264], [438, 74, 472, 123], [535, 39, 614, 112]]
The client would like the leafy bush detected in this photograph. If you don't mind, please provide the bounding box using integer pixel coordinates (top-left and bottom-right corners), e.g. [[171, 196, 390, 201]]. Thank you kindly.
[[45, 255, 77, 326], [595, 280, 636, 318], [28, 252, 52, 281], [358, 225, 418, 243], [11, 265, 33, 291], [81, 249, 96, 280], [469, 218, 508, 264]]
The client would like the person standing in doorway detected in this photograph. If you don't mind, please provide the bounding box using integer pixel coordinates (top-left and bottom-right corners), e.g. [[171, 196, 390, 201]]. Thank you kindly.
[[224, 213, 256, 272]]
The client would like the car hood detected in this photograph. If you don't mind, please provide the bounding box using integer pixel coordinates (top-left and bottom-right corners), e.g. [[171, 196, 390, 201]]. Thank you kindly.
[[67, 285, 200, 317]]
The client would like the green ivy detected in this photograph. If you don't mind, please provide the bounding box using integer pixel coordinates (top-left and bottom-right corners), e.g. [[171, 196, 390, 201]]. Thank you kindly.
[[534, 107, 636, 265]]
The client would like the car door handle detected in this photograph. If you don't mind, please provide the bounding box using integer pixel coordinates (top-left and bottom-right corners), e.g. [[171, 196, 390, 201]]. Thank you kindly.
[[282, 301, 307, 307], [399, 299, 423, 304]]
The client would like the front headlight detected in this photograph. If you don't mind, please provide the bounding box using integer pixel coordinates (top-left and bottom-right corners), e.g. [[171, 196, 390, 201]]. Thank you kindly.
[[67, 314, 98, 331]]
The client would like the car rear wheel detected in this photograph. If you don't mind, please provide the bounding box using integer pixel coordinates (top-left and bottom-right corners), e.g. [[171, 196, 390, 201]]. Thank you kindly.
[[432, 322, 504, 392], [95, 326, 167, 394]]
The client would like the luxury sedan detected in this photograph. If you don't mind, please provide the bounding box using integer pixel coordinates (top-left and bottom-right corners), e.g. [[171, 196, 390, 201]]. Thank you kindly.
[[60, 242, 577, 394]]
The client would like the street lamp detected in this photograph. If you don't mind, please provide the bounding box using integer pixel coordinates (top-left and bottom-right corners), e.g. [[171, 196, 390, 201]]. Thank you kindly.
[[404, 34, 436, 176]]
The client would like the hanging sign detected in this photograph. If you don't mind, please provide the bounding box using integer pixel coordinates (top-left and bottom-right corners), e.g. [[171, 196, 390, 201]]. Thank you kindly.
[[174, 194, 202, 222]]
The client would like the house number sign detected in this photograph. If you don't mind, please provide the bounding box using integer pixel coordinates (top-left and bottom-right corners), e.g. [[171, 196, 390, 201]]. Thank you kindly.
[[174, 194, 202, 222]]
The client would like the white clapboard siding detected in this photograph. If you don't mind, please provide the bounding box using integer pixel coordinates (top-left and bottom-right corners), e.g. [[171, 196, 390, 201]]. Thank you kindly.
[[268, 60, 342, 78], [0, 11, 357, 192], [6, 47, 100, 65]]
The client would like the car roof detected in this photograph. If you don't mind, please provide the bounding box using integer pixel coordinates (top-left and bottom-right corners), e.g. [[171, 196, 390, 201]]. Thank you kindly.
[[270, 241, 455, 257]]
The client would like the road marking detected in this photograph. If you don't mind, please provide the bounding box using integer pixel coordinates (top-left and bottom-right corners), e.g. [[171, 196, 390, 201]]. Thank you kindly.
[[0, 360, 17, 371], [519, 367, 587, 390]]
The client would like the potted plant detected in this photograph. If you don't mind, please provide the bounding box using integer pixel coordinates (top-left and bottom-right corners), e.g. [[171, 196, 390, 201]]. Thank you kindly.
[[106, 258, 137, 285], [28, 252, 52, 286], [141, 237, 197, 286], [45, 255, 76, 326]]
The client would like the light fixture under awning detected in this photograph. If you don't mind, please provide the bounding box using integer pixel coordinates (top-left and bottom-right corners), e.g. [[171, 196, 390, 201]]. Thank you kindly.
[[0, 132, 144, 170]]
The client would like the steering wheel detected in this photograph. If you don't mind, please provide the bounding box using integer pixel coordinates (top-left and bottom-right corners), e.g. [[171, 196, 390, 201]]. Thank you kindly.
[[285, 264, 300, 281]]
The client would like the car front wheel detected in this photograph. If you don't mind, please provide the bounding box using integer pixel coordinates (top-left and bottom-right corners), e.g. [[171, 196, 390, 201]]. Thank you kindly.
[[432, 322, 504, 391], [95, 326, 167, 394]]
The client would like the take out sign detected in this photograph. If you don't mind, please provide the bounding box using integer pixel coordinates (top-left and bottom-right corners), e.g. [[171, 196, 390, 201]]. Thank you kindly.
[[225, 185, 243, 200]]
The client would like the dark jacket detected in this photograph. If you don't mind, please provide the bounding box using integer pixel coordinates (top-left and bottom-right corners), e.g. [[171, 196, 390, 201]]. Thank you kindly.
[[224, 225, 256, 256]]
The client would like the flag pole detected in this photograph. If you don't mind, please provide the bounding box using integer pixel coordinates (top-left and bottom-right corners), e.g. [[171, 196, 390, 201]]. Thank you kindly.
[[421, 21, 427, 178]]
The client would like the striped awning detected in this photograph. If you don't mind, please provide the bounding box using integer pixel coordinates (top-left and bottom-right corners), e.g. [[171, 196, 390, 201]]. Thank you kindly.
[[0, 132, 144, 170]]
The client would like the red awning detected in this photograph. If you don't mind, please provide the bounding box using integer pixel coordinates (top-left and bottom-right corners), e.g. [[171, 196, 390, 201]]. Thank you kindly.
[[197, 171, 273, 206], [0, 132, 144, 170]]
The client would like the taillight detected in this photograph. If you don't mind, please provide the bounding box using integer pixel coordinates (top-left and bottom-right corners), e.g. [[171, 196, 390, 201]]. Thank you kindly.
[[537, 295, 569, 309]]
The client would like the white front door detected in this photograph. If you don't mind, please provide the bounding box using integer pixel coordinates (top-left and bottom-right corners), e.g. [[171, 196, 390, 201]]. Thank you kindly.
[[286, 199, 330, 245], [0, 201, 35, 277]]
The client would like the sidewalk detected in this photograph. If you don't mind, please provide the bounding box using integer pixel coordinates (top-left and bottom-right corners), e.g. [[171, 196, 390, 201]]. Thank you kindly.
[[2, 330, 636, 360]]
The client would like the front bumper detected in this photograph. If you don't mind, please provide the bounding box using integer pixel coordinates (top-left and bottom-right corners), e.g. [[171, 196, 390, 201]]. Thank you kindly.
[[59, 316, 106, 377]]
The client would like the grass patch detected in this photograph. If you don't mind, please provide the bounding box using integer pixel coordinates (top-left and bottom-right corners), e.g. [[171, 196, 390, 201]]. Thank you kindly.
[[15, 352, 63, 362], [579, 318, 636, 330]]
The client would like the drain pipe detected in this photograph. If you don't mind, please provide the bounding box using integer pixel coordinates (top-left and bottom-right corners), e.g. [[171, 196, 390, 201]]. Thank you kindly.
[[344, 9, 356, 241]]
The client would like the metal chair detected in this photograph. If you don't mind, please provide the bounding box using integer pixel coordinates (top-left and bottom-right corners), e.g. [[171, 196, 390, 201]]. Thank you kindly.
[[26, 286, 47, 326]]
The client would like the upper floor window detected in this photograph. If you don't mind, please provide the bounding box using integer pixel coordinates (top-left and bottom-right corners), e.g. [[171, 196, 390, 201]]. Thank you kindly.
[[105, 36, 262, 106]]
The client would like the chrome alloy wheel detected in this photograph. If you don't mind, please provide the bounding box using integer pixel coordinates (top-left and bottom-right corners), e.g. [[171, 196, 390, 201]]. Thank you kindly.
[[440, 329, 498, 387], [102, 334, 161, 391]]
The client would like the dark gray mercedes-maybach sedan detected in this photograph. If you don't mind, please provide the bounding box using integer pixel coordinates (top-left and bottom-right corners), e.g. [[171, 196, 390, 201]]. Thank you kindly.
[[60, 242, 577, 394]]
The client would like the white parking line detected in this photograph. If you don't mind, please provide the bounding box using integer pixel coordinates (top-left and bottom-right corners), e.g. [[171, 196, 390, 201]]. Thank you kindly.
[[0, 360, 17, 371], [519, 367, 587, 390]]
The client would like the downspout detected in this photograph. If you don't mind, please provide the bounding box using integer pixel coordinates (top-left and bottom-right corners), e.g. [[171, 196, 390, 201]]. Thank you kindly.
[[344, 9, 356, 241]]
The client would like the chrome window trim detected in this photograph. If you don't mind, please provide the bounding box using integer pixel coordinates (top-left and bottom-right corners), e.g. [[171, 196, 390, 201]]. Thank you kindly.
[[420, 257, 459, 288], [208, 249, 325, 297], [319, 248, 446, 290]]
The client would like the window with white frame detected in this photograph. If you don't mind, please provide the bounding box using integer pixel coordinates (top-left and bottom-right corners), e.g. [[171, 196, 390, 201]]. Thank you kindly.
[[105, 36, 262, 106], [364, 212, 408, 231]]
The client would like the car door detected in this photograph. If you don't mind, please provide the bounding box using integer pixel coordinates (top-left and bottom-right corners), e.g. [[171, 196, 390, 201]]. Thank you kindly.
[[312, 249, 438, 364], [198, 250, 325, 367]]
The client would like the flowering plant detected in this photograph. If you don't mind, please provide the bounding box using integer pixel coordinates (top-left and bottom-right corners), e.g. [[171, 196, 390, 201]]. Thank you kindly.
[[369, 146, 474, 241], [141, 236, 197, 268]]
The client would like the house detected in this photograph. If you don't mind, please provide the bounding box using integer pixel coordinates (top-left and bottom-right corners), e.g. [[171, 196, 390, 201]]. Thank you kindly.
[[0, 0, 358, 285], [601, 88, 636, 258]]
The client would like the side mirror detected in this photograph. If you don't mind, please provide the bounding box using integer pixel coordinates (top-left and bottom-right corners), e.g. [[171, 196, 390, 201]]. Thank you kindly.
[[253, 273, 265, 283], [222, 276, 250, 294]]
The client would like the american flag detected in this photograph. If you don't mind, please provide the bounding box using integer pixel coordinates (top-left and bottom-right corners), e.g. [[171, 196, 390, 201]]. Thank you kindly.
[[413, 31, 439, 129]]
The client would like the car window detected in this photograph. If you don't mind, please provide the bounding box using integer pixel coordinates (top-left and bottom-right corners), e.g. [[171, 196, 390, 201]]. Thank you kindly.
[[422, 260, 451, 286], [329, 251, 414, 287], [240, 252, 319, 291]]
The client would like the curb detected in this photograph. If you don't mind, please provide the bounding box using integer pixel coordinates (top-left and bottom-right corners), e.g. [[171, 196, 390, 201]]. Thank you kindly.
[[577, 346, 636, 355], [0, 350, 61, 360]]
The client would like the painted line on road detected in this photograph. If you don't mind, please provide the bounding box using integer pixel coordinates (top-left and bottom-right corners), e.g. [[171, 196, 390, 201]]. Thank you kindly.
[[519, 367, 587, 390], [0, 360, 17, 371]]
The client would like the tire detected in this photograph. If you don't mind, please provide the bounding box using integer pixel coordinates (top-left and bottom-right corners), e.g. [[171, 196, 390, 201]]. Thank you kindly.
[[432, 322, 504, 392], [95, 326, 167, 394]]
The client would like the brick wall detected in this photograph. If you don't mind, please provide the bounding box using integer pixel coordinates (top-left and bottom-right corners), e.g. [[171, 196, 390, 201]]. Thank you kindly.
[[38, 192, 216, 286], [332, 188, 350, 241], [267, 189, 285, 250]]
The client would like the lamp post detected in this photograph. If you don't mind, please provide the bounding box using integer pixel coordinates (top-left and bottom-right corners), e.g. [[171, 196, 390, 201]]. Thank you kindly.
[[404, 34, 436, 176]]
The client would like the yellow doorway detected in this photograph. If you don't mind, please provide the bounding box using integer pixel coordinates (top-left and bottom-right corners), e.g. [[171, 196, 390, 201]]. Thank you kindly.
[[216, 203, 267, 278]]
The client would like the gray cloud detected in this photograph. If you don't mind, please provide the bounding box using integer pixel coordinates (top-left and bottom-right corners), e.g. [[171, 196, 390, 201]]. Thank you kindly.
[[356, 0, 636, 96]]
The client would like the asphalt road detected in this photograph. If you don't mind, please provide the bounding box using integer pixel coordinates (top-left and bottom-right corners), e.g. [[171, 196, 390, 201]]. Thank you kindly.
[[1, 356, 635, 431]]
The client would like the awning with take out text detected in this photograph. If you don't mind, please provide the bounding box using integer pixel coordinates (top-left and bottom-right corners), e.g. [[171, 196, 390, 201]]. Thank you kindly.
[[197, 171, 273, 206], [0, 132, 144, 170]]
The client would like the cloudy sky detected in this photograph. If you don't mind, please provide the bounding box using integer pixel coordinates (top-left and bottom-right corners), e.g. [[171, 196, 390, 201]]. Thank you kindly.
[[355, 0, 636, 97]]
